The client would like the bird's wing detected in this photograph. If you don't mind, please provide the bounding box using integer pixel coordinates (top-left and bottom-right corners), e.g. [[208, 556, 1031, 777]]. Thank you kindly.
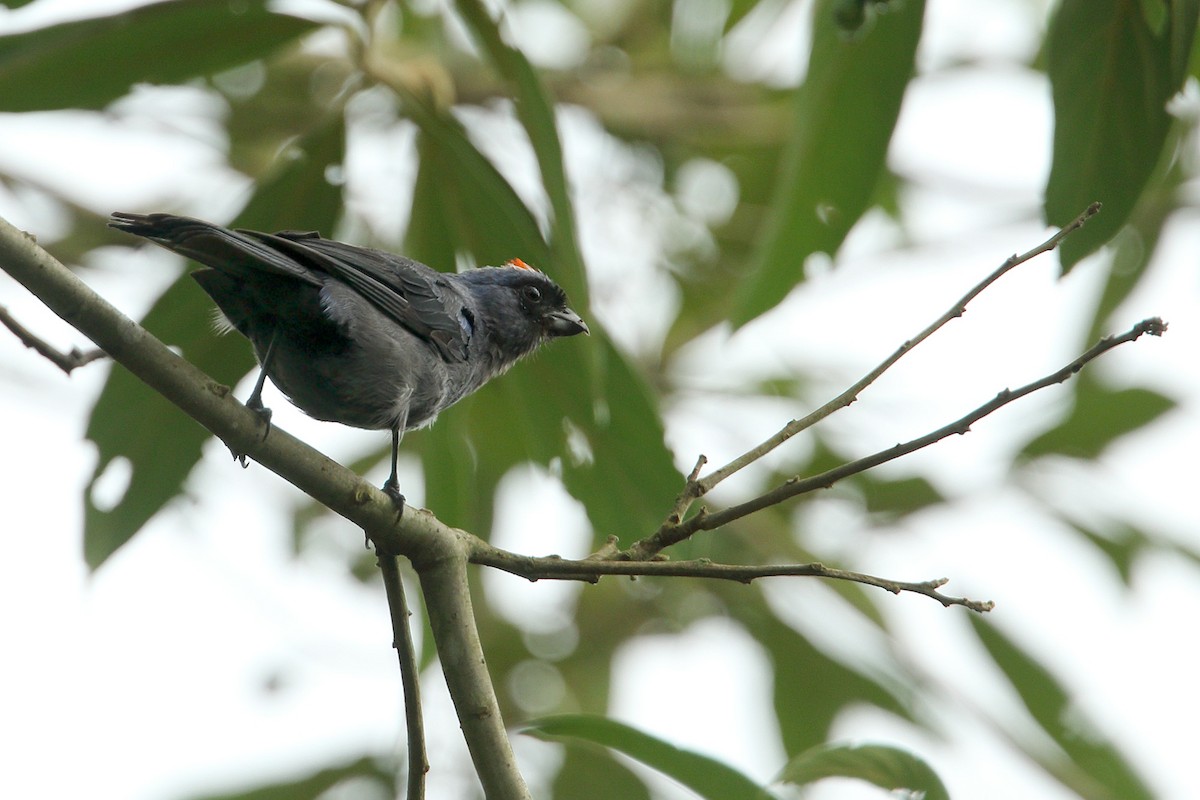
[[109, 213, 325, 287], [248, 230, 471, 363]]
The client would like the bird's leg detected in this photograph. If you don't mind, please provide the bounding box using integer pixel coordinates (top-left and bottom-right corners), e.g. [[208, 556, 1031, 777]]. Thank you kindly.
[[382, 425, 406, 513], [245, 331, 277, 429], [232, 331, 277, 468], [368, 426, 407, 548]]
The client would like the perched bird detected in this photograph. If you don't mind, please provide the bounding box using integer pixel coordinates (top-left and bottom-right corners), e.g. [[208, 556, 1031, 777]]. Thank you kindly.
[[110, 212, 588, 508]]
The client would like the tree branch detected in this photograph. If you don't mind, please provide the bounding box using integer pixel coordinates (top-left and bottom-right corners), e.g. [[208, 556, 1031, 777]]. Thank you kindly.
[[414, 537, 533, 800], [471, 543, 995, 612], [656, 203, 1104, 531], [627, 315, 1166, 558], [0, 303, 106, 373], [378, 553, 428, 800]]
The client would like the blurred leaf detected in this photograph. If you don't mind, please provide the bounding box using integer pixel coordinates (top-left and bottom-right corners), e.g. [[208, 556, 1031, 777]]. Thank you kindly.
[[1020, 378, 1175, 462], [560, 336, 680, 543], [780, 742, 949, 800], [732, 0, 924, 325], [84, 112, 346, 568], [524, 714, 774, 800], [414, 333, 677, 545], [1065, 519, 1143, 587], [406, 117, 676, 542], [969, 618, 1154, 800], [0, 0, 319, 112], [1084, 139, 1184, 342], [553, 744, 653, 800], [181, 754, 394, 800], [729, 590, 912, 756], [454, 0, 588, 304], [1168, 0, 1200, 87], [407, 104, 551, 266], [223, 51, 355, 178], [726, 0, 772, 31], [1044, 0, 1191, 270], [860, 473, 944, 517]]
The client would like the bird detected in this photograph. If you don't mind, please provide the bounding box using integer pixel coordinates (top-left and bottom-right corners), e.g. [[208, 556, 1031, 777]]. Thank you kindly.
[[109, 212, 589, 510]]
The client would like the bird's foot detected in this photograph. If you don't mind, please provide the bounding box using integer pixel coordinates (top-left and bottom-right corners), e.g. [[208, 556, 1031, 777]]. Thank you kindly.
[[381, 478, 407, 515], [230, 402, 273, 468], [246, 398, 273, 437], [365, 480, 406, 550]]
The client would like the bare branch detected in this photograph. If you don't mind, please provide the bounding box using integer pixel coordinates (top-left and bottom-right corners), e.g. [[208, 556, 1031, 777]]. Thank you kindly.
[[470, 544, 994, 613], [378, 553, 428, 800], [0, 303, 106, 374], [629, 316, 1167, 558], [415, 540, 533, 800], [663, 203, 1104, 524]]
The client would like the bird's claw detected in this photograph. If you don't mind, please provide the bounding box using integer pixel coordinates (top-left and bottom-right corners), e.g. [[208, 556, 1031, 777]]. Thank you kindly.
[[246, 400, 273, 439], [381, 479, 406, 516], [230, 402, 273, 467]]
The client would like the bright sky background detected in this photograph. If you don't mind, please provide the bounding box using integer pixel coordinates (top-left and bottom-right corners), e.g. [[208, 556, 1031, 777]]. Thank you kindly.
[[2, 1, 1198, 799]]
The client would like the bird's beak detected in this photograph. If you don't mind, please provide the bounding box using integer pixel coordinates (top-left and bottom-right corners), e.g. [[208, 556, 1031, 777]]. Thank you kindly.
[[546, 308, 589, 337]]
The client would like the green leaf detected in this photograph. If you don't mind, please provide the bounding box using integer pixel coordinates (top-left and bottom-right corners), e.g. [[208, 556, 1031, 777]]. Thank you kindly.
[[523, 714, 774, 800], [453, 0, 588, 304], [0, 0, 320, 112], [406, 118, 677, 542], [1065, 519, 1143, 587], [553, 744, 653, 800], [1044, 0, 1189, 270], [84, 112, 346, 568], [859, 473, 945, 517], [406, 105, 551, 267], [779, 742, 949, 800], [968, 618, 1154, 800], [1168, 0, 1200, 87], [728, 590, 913, 756], [1020, 378, 1175, 461], [181, 754, 393, 800], [731, 0, 924, 325]]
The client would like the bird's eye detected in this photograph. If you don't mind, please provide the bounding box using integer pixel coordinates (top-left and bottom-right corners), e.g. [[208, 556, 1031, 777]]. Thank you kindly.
[[521, 285, 542, 304]]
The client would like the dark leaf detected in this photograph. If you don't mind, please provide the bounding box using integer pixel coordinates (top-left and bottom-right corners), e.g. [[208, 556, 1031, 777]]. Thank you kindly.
[[524, 714, 774, 800], [860, 473, 945, 516], [453, 0, 588, 304], [406, 118, 677, 543], [1044, 0, 1189, 270], [181, 754, 393, 800], [1020, 378, 1175, 461], [0, 0, 320, 112], [553, 743, 653, 800], [729, 590, 913, 756], [969, 617, 1154, 800], [780, 742, 949, 800], [731, 0, 924, 325], [1065, 519, 1144, 587]]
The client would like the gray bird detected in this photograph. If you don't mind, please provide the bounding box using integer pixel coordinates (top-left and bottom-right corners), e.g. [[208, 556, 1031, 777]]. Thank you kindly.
[[110, 212, 589, 508]]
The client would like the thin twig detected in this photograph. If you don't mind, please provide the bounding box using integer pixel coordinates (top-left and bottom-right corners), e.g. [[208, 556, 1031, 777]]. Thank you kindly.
[[470, 545, 994, 613], [628, 316, 1166, 557], [662, 203, 1104, 526], [0, 304, 106, 374], [378, 553, 428, 800]]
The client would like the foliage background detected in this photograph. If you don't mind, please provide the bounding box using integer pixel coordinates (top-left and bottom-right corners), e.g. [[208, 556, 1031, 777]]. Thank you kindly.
[[1, 0, 1198, 798]]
